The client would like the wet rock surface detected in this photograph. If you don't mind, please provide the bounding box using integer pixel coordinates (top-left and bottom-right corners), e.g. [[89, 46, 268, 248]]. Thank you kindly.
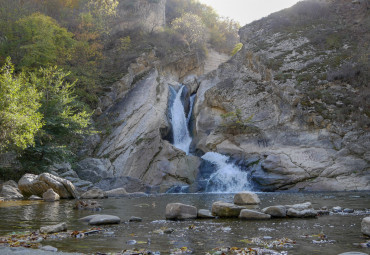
[[262, 205, 287, 217], [239, 209, 271, 220], [79, 214, 121, 225], [197, 209, 215, 219], [165, 203, 197, 220], [211, 201, 246, 217], [40, 222, 67, 234]]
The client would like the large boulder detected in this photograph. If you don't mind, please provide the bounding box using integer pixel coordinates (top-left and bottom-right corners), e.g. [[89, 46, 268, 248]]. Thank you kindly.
[[18, 173, 78, 199], [211, 201, 246, 217], [40, 222, 67, 234], [361, 217, 370, 236], [239, 209, 271, 220], [0, 183, 23, 200], [165, 203, 197, 220], [262, 206, 287, 217], [80, 188, 107, 199], [234, 192, 261, 205], [42, 188, 60, 202]]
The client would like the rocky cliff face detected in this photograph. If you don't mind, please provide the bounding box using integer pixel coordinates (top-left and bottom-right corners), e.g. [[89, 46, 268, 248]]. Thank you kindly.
[[192, 0, 369, 191], [79, 0, 369, 192], [112, 0, 166, 34], [78, 49, 202, 191]]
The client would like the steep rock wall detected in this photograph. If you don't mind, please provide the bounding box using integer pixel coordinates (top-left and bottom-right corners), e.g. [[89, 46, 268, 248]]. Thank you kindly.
[[193, 0, 369, 191]]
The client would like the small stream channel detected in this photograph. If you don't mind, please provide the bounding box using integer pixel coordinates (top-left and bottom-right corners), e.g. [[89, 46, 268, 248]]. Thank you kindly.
[[0, 192, 369, 254]]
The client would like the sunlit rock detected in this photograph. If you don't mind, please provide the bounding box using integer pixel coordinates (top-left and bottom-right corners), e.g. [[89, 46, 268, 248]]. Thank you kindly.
[[42, 188, 60, 202], [239, 209, 271, 220], [361, 217, 370, 236], [165, 203, 197, 220], [18, 173, 78, 199], [40, 222, 67, 234], [234, 192, 261, 205], [211, 201, 246, 217]]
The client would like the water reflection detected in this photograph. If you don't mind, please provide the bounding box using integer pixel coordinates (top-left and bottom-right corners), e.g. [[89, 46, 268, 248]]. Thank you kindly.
[[0, 192, 369, 254]]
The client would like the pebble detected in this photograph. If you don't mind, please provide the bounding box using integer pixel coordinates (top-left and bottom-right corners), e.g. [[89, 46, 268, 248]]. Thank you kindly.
[[332, 206, 342, 213], [126, 240, 137, 245], [343, 208, 354, 213]]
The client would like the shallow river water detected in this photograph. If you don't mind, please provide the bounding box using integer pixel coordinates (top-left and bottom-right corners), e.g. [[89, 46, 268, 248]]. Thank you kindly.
[[0, 192, 369, 255]]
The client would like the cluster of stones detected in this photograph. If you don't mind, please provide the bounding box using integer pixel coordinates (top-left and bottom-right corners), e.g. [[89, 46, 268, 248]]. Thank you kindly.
[[165, 192, 318, 221]]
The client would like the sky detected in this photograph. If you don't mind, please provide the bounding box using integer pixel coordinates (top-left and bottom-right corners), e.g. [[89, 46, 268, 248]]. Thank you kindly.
[[198, 0, 302, 25]]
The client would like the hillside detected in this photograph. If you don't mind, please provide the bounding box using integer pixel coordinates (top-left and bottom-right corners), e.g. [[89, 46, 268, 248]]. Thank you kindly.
[[192, 0, 369, 191]]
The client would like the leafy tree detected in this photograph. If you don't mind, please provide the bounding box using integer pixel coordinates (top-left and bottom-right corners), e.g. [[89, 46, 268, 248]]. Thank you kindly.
[[19, 66, 93, 168], [0, 58, 43, 152], [31, 66, 92, 143], [171, 13, 207, 50], [16, 13, 75, 69]]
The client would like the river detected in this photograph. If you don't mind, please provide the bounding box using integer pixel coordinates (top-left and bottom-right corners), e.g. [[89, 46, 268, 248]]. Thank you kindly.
[[1, 192, 369, 254]]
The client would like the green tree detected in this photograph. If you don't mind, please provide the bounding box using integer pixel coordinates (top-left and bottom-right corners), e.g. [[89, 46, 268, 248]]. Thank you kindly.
[[16, 13, 75, 69], [19, 66, 93, 167], [31, 66, 92, 143], [171, 13, 207, 50], [0, 58, 43, 152]]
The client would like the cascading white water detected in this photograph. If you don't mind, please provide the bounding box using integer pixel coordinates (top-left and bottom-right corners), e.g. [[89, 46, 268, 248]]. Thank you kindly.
[[170, 85, 192, 154], [201, 152, 251, 192]]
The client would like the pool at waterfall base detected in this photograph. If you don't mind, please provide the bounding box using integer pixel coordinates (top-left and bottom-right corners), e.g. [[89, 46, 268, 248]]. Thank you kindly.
[[0, 192, 369, 254]]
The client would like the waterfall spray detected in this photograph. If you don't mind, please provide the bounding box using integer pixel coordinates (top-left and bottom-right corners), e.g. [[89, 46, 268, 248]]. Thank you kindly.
[[201, 152, 251, 192]]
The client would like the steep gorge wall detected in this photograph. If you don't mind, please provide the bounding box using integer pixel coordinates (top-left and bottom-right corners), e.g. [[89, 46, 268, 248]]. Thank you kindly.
[[191, 0, 369, 191]]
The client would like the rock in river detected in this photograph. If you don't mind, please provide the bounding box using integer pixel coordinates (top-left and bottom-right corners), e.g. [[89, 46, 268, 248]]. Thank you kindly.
[[239, 209, 271, 220], [80, 188, 107, 199], [40, 222, 67, 234], [165, 203, 197, 220], [80, 214, 121, 225], [42, 188, 60, 202], [197, 209, 215, 219], [287, 208, 317, 218], [212, 201, 246, 217], [234, 192, 261, 205], [361, 217, 370, 236], [285, 202, 312, 210], [262, 206, 287, 217]]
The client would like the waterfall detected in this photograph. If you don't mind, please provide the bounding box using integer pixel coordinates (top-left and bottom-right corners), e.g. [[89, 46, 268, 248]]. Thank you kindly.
[[201, 152, 251, 192], [170, 85, 192, 154]]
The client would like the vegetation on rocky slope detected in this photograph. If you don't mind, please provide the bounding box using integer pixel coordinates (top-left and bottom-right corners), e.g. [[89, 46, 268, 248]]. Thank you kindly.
[[0, 0, 239, 179]]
